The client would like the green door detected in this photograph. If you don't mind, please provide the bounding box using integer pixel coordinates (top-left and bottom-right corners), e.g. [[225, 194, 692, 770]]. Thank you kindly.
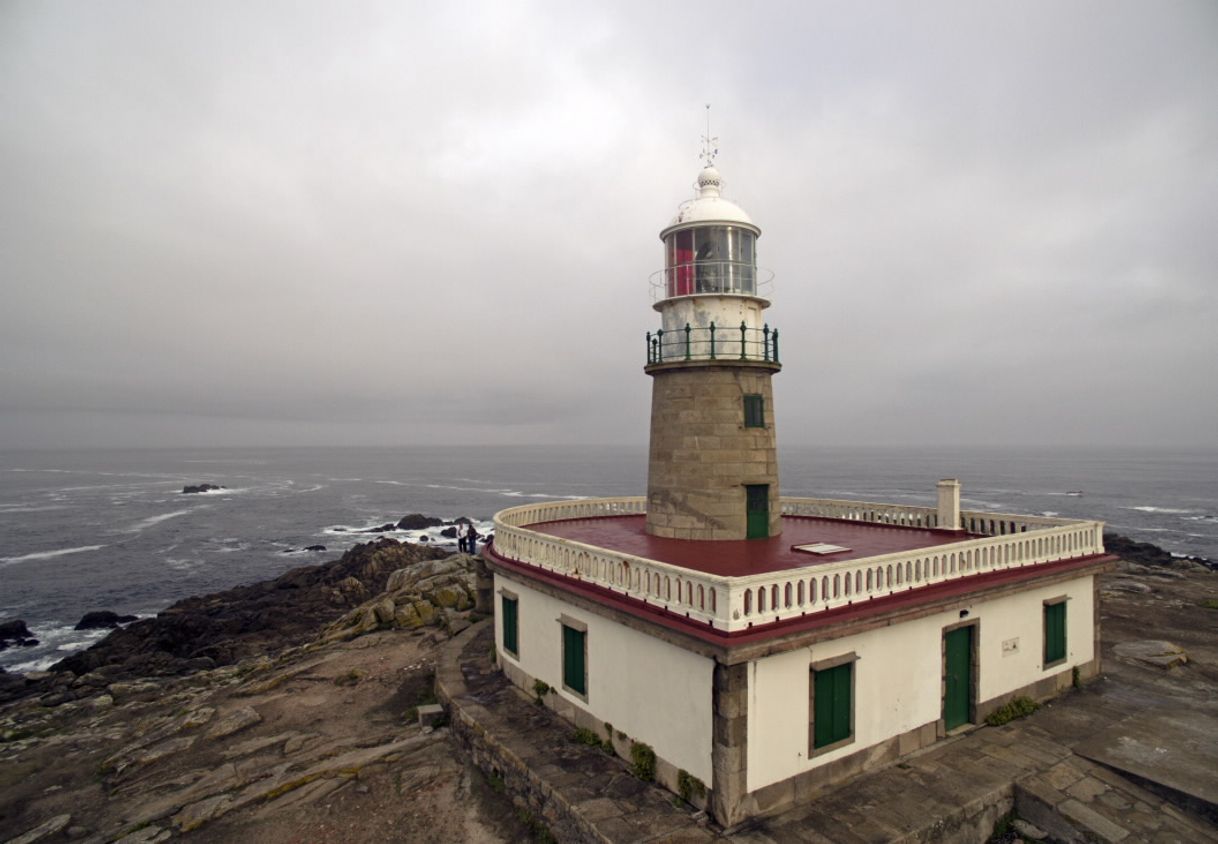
[[745, 484, 769, 539], [944, 626, 972, 730]]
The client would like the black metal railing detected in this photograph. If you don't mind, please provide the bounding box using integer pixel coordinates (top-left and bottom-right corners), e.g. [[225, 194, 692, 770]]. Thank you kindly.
[[646, 322, 780, 365]]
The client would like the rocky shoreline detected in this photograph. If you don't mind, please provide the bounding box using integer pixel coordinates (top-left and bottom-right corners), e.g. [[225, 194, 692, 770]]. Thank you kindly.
[[0, 537, 454, 705]]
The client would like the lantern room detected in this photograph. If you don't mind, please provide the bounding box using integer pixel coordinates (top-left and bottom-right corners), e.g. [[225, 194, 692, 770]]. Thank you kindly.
[[658, 166, 763, 299]]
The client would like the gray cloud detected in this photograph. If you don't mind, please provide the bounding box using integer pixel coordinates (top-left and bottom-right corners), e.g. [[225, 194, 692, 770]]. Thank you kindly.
[[1, 0, 1215, 449]]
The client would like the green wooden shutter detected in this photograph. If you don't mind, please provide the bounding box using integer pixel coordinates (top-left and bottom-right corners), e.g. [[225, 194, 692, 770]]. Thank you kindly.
[[1044, 602, 1066, 664], [501, 596, 518, 656], [743, 394, 765, 428], [813, 663, 852, 749], [563, 625, 586, 695]]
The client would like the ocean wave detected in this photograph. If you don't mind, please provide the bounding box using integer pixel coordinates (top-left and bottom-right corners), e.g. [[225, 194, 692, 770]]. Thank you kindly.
[[0, 544, 105, 566], [165, 557, 202, 572], [127, 508, 198, 532], [1, 624, 118, 673], [186, 487, 248, 496], [0, 504, 69, 514], [1123, 506, 1198, 515]]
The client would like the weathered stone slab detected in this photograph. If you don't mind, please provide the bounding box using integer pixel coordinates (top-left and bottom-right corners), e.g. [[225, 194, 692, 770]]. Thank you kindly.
[[1112, 640, 1188, 669], [4, 813, 71, 844], [1058, 797, 1130, 842], [1074, 708, 1218, 814], [205, 706, 261, 739]]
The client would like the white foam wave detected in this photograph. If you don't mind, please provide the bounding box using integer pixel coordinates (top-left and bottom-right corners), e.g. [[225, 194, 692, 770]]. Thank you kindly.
[[0, 504, 69, 514], [187, 487, 247, 496], [127, 508, 196, 532], [1040, 511, 1060, 517], [1123, 506, 1197, 515], [0, 545, 105, 566]]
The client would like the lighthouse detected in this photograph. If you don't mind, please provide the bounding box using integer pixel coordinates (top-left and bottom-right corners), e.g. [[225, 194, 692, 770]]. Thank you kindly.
[[644, 159, 781, 541], [483, 140, 1114, 827]]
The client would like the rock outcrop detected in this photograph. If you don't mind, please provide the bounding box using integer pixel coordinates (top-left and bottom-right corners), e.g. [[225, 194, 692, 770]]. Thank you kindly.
[[182, 484, 225, 494], [49, 539, 449, 686], [396, 513, 444, 530], [322, 554, 480, 642], [0, 619, 38, 651], [74, 611, 138, 631], [1104, 532, 1215, 571]]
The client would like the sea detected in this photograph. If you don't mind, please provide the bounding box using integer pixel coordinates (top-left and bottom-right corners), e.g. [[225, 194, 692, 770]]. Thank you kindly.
[[2, 445, 1216, 674]]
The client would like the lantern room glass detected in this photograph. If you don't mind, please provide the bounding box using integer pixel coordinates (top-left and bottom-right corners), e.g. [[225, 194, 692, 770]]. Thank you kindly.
[[664, 226, 756, 297]]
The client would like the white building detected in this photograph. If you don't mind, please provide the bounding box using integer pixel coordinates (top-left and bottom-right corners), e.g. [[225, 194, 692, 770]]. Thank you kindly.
[[482, 155, 1114, 828]]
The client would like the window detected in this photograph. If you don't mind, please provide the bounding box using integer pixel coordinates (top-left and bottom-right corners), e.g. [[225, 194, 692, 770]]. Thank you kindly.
[[810, 658, 854, 753], [501, 594, 518, 657], [561, 621, 587, 697], [1044, 599, 1067, 666], [743, 394, 765, 428]]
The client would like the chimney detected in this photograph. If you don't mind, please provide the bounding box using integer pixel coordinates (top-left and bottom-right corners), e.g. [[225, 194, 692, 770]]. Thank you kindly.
[[937, 479, 961, 531]]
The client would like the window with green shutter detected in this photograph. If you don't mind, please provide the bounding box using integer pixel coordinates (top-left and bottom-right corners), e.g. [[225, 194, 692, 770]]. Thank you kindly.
[[501, 595, 518, 657], [743, 394, 765, 428], [1044, 600, 1067, 665], [811, 661, 853, 751], [562, 624, 587, 696]]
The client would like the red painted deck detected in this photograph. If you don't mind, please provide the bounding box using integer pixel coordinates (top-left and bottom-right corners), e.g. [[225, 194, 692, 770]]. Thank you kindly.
[[525, 514, 975, 578]]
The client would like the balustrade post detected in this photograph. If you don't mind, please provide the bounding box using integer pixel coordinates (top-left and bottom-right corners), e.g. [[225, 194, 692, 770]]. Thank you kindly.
[[684, 323, 692, 360], [656, 328, 664, 363], [739, 321, 747, 360], [772, 328, 779, 363], [646, 331, 652, 364], [709, 322, 716, 359], [763, 324, 770, 362]]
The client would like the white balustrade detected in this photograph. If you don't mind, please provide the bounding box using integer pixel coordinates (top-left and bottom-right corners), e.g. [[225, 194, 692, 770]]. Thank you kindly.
[[490, 497, 1106, 634]]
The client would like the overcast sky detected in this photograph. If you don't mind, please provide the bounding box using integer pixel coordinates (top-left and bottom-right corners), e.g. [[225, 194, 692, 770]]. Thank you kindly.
[[2, 1, 1215, 450]]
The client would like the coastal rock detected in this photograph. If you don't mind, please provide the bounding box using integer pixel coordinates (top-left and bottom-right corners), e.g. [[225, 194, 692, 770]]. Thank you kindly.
[[47, 539, 448, 689], [440, 527, 457, 538], [74, 610, 138, 630], [207, 706, 262, 739], [304, 544, 326, 552], [182, 484, 225, 494], [322, 553, 477, 642], [1105, 532, 1215, 571], [396, 513, 443, 530], [0, 618, 38, 651], [5, 813, 72, 844]]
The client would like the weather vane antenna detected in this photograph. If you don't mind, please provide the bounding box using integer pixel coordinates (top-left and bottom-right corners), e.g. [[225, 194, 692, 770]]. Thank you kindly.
[[700, 103, 719, 167]]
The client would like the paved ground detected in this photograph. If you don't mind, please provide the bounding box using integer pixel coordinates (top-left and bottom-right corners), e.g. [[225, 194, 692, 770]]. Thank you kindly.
[[440, 561, 1218, 842]]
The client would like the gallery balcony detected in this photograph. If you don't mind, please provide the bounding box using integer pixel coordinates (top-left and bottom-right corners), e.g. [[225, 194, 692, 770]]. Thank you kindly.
[[645, 323, 780, 367]]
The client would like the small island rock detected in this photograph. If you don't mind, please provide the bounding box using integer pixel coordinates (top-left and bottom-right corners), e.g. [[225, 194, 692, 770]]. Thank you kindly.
[[74, 611, 138, 631], [0, 618, 39, 651], [396, 514, 443, 530], [182, 483, 226, 494]]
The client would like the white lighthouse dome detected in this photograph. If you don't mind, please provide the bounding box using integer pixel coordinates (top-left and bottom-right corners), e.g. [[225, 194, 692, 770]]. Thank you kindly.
[[662, 165, 757, 238]]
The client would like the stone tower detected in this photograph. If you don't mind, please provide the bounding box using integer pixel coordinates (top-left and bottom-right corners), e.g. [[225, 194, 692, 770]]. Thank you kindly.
[[644, 162, 782, 541]]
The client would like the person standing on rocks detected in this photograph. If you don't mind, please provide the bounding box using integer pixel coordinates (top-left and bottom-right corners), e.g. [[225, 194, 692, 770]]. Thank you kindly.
[[456, 521, 468, 554], [467, 523, 479, 555]]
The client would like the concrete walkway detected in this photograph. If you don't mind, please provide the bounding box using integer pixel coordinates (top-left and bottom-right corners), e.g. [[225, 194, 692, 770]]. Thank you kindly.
[[437, 622, 1218, 843]]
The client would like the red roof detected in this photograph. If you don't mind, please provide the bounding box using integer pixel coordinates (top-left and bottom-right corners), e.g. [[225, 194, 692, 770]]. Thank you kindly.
[[525, 514, 975, 578]]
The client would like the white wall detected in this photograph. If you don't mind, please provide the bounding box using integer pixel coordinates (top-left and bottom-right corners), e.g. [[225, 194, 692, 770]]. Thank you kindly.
[[747, 574, 1095, 791], [494, 572, 715, 783]]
